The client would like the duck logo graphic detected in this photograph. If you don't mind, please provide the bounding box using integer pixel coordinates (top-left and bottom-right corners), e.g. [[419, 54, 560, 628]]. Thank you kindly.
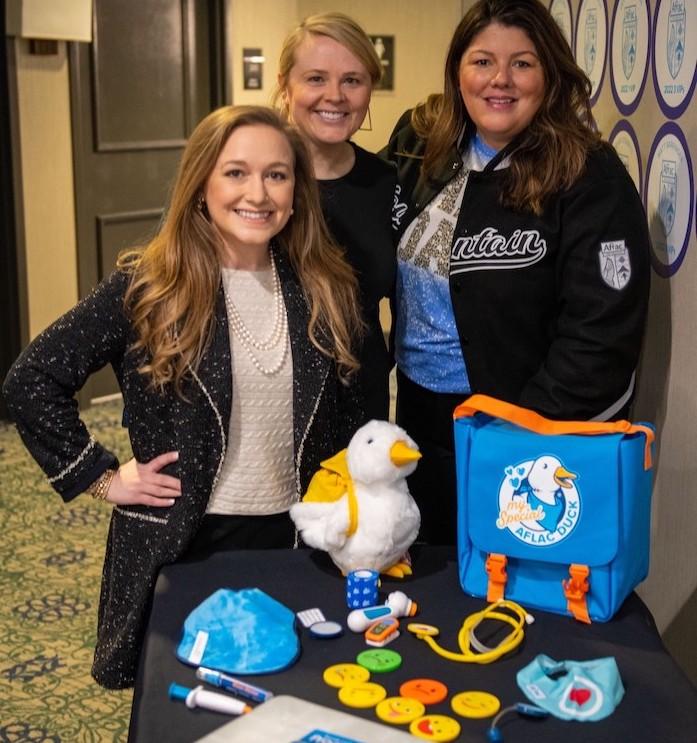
[[621, 5, 637, 80], [584, 8, 598, 74], [496, 455, 580, 546], [667, 0, 686, 80], [599, 240, 631, 290]]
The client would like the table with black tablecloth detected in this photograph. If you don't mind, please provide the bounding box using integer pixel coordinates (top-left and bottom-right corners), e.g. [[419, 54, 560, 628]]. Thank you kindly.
[[128, 546, 697, 742]]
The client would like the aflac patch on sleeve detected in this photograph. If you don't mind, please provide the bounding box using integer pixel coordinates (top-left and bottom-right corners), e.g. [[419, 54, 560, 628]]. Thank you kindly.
[[599, 240, 631, 290], [176, 588, 300, 674]]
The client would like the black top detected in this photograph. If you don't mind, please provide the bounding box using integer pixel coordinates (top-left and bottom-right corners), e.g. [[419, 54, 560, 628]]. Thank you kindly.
[[318, 142, 397, 421]]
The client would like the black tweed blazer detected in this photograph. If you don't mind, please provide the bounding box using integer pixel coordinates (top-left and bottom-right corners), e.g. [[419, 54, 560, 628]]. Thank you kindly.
[[3, 246, 364, 688]]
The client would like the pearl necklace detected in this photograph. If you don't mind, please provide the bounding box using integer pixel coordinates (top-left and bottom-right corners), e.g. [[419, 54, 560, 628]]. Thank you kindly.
[[224, 253, 288, 376]]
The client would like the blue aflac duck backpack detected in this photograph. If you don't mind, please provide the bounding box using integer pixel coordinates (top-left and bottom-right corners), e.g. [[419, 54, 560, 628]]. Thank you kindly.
[[454, 395, 655, 623]]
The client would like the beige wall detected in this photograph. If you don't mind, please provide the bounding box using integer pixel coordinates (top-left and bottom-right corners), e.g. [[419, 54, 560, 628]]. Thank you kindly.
[[14, 38, 78, 339], [229, 0, 300, 108], [229, 0, 464, 153]]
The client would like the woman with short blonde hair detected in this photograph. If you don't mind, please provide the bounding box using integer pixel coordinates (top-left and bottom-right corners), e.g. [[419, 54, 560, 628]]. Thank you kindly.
[[275, 12, 397, 421]]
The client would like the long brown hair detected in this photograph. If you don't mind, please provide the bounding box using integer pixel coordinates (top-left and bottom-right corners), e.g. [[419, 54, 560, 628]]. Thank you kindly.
[[119, 105, 363, 394], [417, 0, 600, 214]]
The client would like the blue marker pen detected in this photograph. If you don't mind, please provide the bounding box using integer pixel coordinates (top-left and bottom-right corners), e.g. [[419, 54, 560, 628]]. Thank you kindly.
[[196, 667, 274, 703]]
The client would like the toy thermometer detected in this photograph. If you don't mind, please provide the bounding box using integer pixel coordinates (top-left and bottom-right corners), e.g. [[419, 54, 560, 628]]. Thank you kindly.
[[348, 605, 393, 632], [347, 591, 418, 632]]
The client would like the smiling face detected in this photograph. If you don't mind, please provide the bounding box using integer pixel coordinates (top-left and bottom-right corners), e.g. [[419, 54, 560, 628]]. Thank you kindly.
[[458, 22, 545, 150], [281, 34, 372, 150], [450, 690, 501, 719], [203, 124, 295, 268], [376, 696, 425, 725], [409, 714, 461, 742]]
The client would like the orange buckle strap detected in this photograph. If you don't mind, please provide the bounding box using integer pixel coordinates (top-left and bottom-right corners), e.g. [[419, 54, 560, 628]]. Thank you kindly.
[[563, 564, 591, 624], [485, 553, 508, 602]]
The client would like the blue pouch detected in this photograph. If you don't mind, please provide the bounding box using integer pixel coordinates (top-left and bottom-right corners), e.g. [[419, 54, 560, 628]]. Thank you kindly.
[[454, 395, 655, 622], [176, 588, 300, 674]]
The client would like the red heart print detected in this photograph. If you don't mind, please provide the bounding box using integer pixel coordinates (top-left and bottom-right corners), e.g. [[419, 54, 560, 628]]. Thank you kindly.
[[569, 687, 591, 706]]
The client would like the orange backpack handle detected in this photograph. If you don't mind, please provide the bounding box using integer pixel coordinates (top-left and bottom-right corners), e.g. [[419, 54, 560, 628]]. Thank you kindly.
[[453, 394, 654, 470]]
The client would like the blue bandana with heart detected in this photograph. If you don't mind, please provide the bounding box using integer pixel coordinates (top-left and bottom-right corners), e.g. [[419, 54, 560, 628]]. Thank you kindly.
[[517, 654, 624, 721]]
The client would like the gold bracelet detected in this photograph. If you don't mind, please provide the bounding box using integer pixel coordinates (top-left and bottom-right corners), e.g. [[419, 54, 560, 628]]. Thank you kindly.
[[86, 469, 116, 500]]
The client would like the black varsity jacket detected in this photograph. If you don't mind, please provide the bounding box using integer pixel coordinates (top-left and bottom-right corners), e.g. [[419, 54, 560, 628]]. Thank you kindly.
[[384, 114, 651, 421]]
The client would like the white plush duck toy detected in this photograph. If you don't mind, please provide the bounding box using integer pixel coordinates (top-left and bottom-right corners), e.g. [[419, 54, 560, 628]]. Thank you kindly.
[[290, 420, 422, 577]]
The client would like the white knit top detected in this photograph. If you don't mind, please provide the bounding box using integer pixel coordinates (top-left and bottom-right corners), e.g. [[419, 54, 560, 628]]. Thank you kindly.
[[206, 266, 295, 515]]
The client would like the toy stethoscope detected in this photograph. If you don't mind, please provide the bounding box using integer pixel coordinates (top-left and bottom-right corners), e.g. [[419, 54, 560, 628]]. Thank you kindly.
[[408, 600, 547, 740], [406, 599, 534, 664]]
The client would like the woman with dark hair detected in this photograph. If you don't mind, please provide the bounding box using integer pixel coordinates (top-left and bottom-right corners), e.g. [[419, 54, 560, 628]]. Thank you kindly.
[[3, 105, 365, 688], [384, 0, 650, 545]]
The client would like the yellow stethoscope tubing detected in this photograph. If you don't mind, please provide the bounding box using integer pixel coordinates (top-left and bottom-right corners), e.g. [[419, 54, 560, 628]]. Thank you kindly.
[[415, 601, 530, 664]]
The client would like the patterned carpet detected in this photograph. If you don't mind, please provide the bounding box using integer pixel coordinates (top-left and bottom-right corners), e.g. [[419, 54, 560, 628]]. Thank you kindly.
[[1, 399, 133, 742]]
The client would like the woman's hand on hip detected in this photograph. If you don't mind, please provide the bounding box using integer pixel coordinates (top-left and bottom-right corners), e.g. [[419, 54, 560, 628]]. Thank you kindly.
[[106, 451, 182, 506]]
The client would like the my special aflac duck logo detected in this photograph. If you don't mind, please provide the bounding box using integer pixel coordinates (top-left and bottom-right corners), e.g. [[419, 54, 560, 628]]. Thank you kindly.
[[496, 455, 580, 546]]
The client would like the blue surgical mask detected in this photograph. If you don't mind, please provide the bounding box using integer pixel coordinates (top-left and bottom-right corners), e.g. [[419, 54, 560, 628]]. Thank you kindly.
[[517, 654, 624, 721]]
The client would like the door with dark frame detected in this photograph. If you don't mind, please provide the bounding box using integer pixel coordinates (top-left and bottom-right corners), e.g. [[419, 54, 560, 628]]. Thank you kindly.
[[69, 0, 226, 401]]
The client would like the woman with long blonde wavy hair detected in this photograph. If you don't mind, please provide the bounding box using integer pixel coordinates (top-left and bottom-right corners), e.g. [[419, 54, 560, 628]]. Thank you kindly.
[[3, 105, 366, 689]]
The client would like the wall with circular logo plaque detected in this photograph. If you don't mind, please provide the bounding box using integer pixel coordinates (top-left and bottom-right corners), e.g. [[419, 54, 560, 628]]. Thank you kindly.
[[562, 1, 697, 674], [610, 0, 651, 115], [652, 0, 696, 118], [549, 0, 574, 48], [644, 122, 694, 277], [575, 0, 609, 104], [609, 119, 643, 193]]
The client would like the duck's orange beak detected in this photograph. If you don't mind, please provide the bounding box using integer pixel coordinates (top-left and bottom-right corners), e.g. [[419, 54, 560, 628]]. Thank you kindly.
[[390, 440, 422, 467], [554, 466, 577, 488]]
